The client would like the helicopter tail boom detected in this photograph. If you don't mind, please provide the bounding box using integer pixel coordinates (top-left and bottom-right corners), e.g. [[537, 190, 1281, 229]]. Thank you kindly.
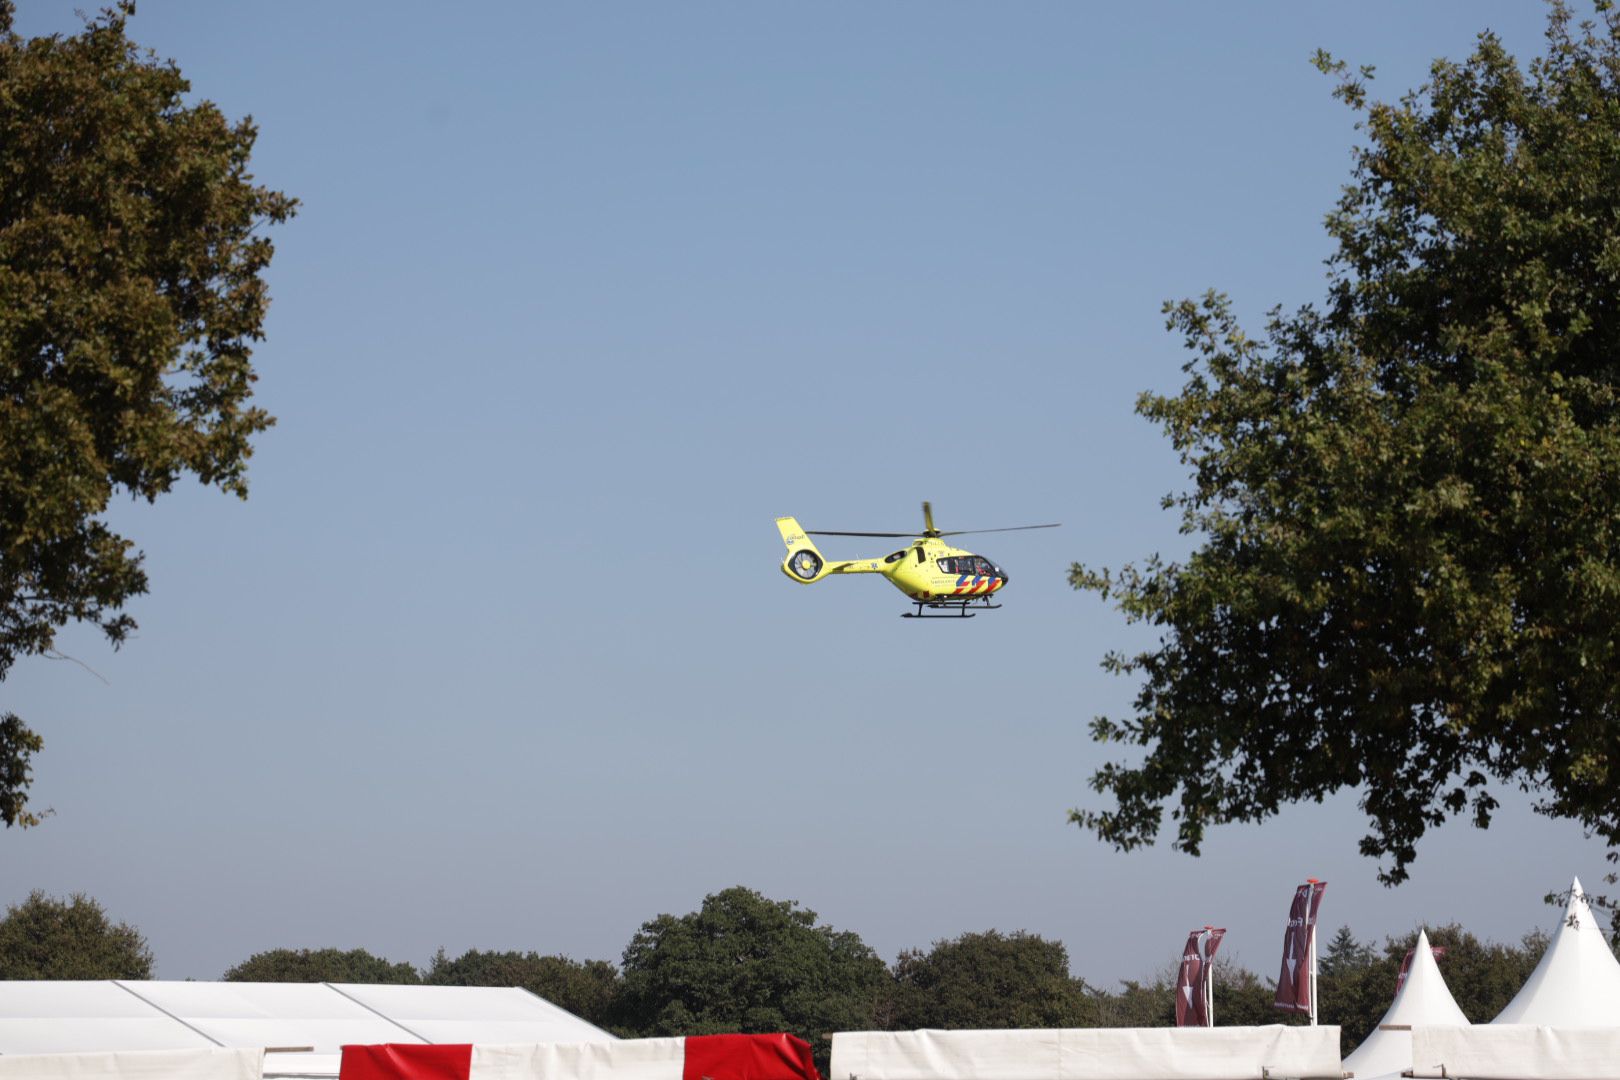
[[778, 517, 890, 582]]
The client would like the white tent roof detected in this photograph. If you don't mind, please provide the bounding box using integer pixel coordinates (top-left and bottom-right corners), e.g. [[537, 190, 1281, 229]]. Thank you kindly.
[[1340, 929, 1469, 1080], [829, 1026, 1344, 1080], [330, 983, 612, 1046], [0, 981, 616, 1079], [1492, 877, 1620, 1026], [128, 981, 433, 1078], [0, 981, 219, 1055]]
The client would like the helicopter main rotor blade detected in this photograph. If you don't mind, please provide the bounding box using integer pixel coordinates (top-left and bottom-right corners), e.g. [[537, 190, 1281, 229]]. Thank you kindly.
[[805, 530, 916, 538], [935, 523, 1062, 536]]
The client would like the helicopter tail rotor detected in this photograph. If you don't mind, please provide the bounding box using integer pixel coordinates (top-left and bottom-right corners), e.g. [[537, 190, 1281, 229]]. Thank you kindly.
[[776, 516, 829, 583]]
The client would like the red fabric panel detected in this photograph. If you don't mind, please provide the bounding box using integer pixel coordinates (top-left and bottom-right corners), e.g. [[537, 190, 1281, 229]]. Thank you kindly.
[[340, 1044, 472, 1080], [683, 1034, 821, 1080]]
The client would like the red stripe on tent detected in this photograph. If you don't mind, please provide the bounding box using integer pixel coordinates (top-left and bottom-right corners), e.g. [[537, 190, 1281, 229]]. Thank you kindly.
[[340, 1044, 472, 1080], [683, 1034, 821, 1080]]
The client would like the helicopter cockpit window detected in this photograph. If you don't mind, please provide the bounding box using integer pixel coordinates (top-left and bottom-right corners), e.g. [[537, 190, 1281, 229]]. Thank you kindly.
[[885, 550, 906, 564], [915, 547, 926, 564], [939, 556, 1001, 577]]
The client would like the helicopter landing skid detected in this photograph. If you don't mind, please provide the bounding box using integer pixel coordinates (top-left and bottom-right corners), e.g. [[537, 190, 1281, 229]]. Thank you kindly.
[[903, 598, 1001, 619]]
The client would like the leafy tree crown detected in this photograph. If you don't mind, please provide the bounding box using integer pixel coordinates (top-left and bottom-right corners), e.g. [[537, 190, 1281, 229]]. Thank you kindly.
[[1072, 0, 1620, 884], [0, 0, 294, 826]]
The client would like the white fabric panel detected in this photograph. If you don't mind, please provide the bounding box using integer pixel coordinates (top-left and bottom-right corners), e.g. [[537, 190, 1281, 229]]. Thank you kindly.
[[0, 1047, 261, 1079], [261, 1050, 341, 1079], [0, 982, 216, 1053], [1342, 930, 1471, 1079], [469, 1037, 686, 1080], [1492, 878, 1620, 1026], [120, 981, 422, 1056], [1411, 1025, 1620, 1079], [829, 1027, 1343, 1080], [331, 985, 617, 1045]]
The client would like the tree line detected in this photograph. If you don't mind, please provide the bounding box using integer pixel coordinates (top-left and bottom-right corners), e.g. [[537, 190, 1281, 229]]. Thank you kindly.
[[0, 885, 1583, 1065]]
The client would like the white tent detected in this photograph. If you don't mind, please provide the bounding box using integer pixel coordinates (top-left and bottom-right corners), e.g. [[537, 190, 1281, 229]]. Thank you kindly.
[[0, 981, 616, 1079], [1410, 1024, 1620, 1079], [1340, 929, 1469, 1080], [829, 1026, 1343, 1080], [1492, 877, 1620, 1026]]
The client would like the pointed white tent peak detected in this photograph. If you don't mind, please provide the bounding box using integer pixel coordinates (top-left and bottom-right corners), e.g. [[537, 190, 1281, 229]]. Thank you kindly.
[[1390, 931, 1472, 1027], [1491, 876, 1620, 1025], [1342, 929, 1470, 1080]]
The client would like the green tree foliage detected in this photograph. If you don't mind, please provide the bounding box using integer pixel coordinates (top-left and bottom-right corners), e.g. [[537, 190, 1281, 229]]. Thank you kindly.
[[427, 949, 620, 1029], [889, 930, 1096, 1030], [616, 886, 888, 1069], [1207, 961, 1286, 1027], [1087, 957, 1284, 1029], [1071, 2, 1620, 883], [1315, 928, 1385, 1054], [1092, 977, 1174, 1029], [0, 1, 294, 826], [222, 947, 420, 984], [1318, 925, 1376, 977], [0, 890, 153, 978]]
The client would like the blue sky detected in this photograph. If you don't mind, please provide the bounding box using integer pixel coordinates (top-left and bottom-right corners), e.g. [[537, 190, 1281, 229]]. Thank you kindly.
[[5, 1, 1608, 988]]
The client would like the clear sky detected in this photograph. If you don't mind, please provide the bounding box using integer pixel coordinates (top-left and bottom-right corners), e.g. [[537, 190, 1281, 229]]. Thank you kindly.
[[6, 0, 1609, 989]]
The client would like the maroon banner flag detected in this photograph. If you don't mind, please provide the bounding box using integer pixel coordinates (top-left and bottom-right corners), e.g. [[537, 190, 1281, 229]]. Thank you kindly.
[[1273, 880, 1327, 1013], [1175, 926, 1227, 1027], [1393, 945, 1446, 1000]]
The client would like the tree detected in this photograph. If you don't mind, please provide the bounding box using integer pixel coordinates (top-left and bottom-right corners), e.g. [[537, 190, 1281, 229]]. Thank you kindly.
[[222, 947, 420, 984], [889, 930, 1096, 1030], [0, 2, 295, 826], [615, 886, 888, 1071], [1092, 977, 1174, 1029], [1318, 925, 1376, 978], [1315, 928, 1386, 1054], [1086, 957, 1283, 1029], [1071, 2, 1620, 883], [426, 949, 620, 1028], [1206, 961, 1285, 1028], [0, 890, 153, 978]]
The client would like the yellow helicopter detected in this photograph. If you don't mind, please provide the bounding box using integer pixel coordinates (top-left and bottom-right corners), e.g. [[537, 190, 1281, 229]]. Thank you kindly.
[[775, 501, 1059, 618]]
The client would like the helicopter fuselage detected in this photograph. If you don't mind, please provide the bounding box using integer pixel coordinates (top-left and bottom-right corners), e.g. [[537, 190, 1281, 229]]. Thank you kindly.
[[776, 522, 1006, 602]]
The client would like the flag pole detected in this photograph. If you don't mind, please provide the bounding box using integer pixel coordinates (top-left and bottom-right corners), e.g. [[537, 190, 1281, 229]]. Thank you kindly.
[[1308, 921, 1318, 1027], [1207, 946, 1216, 1027]]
